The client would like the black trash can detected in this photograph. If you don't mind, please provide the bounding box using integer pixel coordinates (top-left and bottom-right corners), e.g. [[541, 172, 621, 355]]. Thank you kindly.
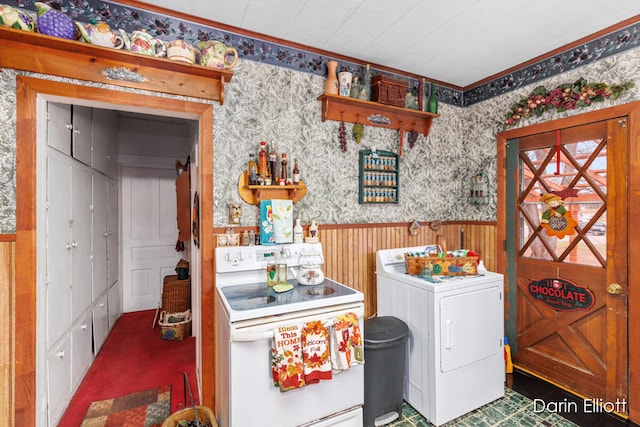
[[363, 316, 409, 427]]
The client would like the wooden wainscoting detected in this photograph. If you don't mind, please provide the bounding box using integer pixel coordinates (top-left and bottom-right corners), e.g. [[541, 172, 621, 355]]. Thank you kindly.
[[317, 222, 497, 317], [0, 236, 16, 427], [215, 221, 497, 318]]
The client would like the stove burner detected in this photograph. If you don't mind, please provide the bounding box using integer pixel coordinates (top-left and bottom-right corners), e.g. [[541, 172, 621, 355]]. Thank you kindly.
[[304, 286, 336, 298], [246, 295, 276, 305]]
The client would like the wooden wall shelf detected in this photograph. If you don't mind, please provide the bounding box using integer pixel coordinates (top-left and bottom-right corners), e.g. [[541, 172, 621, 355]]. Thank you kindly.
[[237, 171, 307, 205], [318, 93, 439, 135], [0, 26, 233, 103]]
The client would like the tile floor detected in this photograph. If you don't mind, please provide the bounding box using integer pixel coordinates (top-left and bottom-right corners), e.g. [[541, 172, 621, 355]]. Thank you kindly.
[[384, 370, 639, 427]]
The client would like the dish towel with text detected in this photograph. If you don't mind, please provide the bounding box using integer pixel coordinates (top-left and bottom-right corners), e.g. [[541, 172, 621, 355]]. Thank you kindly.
[[301, 320, 332, 384], [331, 312, 364, 373], [271, 325, 305, 392]]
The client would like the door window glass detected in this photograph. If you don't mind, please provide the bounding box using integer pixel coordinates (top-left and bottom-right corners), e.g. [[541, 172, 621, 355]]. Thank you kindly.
[[518, 135, 606, 266]]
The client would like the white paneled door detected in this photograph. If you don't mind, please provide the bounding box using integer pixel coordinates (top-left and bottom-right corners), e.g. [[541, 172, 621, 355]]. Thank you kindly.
[[121, 167, 181, 312]]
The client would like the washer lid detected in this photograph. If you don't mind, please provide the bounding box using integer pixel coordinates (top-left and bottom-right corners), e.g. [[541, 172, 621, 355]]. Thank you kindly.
[[364, 316, 408, 348]]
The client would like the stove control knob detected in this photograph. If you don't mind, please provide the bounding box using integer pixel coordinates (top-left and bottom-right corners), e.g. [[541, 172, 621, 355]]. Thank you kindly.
[[237, 252, 244, 261], [281, 248, 291, 258]]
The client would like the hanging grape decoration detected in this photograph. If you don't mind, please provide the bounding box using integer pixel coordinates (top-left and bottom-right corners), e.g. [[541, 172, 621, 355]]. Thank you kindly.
[[353, 122, 364, 144], [339, 121, 347, 152]]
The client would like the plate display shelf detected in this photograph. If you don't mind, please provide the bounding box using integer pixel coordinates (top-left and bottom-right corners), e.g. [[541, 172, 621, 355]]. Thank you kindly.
[[318, 93, 439, 135], [0, 26, 233, 103]]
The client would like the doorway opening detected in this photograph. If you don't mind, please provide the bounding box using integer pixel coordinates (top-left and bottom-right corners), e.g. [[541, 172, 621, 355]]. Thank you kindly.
[[497, 104, 640, 422], [14, 76, 216, 426]]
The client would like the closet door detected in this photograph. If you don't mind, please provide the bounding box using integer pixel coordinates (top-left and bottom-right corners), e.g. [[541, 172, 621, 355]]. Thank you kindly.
[[92, 108, 117, 176], [107, 177, 119, 287], [93, 292, 109, 354], [70, 163, 93, 321], [70, 313, 93, 389], [71, 105, 92, 166], [47, 337, 72, 426], [47, 103, 71, 156], [92, 172, 109, 301], [46, 149, 72, 346], [108, 282, 121, 330]]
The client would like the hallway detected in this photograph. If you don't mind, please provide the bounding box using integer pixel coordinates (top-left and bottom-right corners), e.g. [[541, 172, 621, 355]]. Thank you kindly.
[[58, 310, 197, 426]]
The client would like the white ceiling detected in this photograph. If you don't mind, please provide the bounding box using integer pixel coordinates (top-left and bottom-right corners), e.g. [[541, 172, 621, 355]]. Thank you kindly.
[[140, 0, 640, 88]]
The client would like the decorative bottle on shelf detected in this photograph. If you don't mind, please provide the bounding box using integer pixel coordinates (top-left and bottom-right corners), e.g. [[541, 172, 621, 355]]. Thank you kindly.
[[325, 60, 339, 95], [266, 254, 277, 287], [293, 218, 304, 243], [349, 76, 362, 98], [280, 153, 288, 185], [362, 64, 372, 101], [247, 153, 257, 185], [268, 141, 278, 185], [292, 158, 300, 185], [427, 82, 439, 114], [258, 141, 268, 185]]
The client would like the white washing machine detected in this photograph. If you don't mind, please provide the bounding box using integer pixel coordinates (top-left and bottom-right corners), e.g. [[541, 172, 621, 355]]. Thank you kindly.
[[376, 246, 505, 427]]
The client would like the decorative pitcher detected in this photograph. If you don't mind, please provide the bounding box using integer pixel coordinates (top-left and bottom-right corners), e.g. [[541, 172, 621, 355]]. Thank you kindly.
[[120, 29, 167, 57], [197, 41, 239, 69], [0, 4, 36, 32], [76, 21, 124, 49]]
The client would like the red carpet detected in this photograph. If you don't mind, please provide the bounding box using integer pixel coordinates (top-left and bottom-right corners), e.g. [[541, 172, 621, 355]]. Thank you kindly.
[[59, 310, 197, 426]]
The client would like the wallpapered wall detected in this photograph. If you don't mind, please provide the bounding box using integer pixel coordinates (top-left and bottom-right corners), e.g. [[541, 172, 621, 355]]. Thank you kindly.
[[0, 48, 639, 232]]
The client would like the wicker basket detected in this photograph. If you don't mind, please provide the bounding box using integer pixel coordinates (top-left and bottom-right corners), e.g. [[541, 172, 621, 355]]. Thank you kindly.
[[405, 253, 478, 276], [162, 405, 217, 427], [162, 275, 191, 313], [159, 309, 192, 341], [371, 75, 409, 106], [404, 235, 479, 276]]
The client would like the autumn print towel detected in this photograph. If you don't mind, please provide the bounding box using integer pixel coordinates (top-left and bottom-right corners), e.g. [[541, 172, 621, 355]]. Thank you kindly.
[[272, 325, 305, 392], [301, 321, 332, 384], [331, 312, 364, 373]]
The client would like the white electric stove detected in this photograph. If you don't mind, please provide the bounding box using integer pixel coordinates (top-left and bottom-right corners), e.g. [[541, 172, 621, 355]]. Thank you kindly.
[[215, 242, 364, 427]]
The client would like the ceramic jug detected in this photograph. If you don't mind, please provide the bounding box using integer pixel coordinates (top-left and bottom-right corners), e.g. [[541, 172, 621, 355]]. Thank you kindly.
[[76, 21, 124, 49], [197, 41, 239, 69], [120, 29, 167, 57], [0, 4, 36, 32], [338, 71, 353, 97], [166, 39, 198, 64]]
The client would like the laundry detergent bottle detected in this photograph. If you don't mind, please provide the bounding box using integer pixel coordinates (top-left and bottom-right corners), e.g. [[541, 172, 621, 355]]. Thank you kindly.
[[504, 336, 514, 373]]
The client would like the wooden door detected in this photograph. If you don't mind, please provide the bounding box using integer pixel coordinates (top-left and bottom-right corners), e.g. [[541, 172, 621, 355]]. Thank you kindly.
[[121, 166, 181, 312], [511, 119, 628, 409]]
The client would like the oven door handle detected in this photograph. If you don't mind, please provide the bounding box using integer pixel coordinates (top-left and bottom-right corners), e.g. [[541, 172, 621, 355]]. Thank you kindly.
[[231, 330, 275, 342], [231, 307, 365, 342]]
